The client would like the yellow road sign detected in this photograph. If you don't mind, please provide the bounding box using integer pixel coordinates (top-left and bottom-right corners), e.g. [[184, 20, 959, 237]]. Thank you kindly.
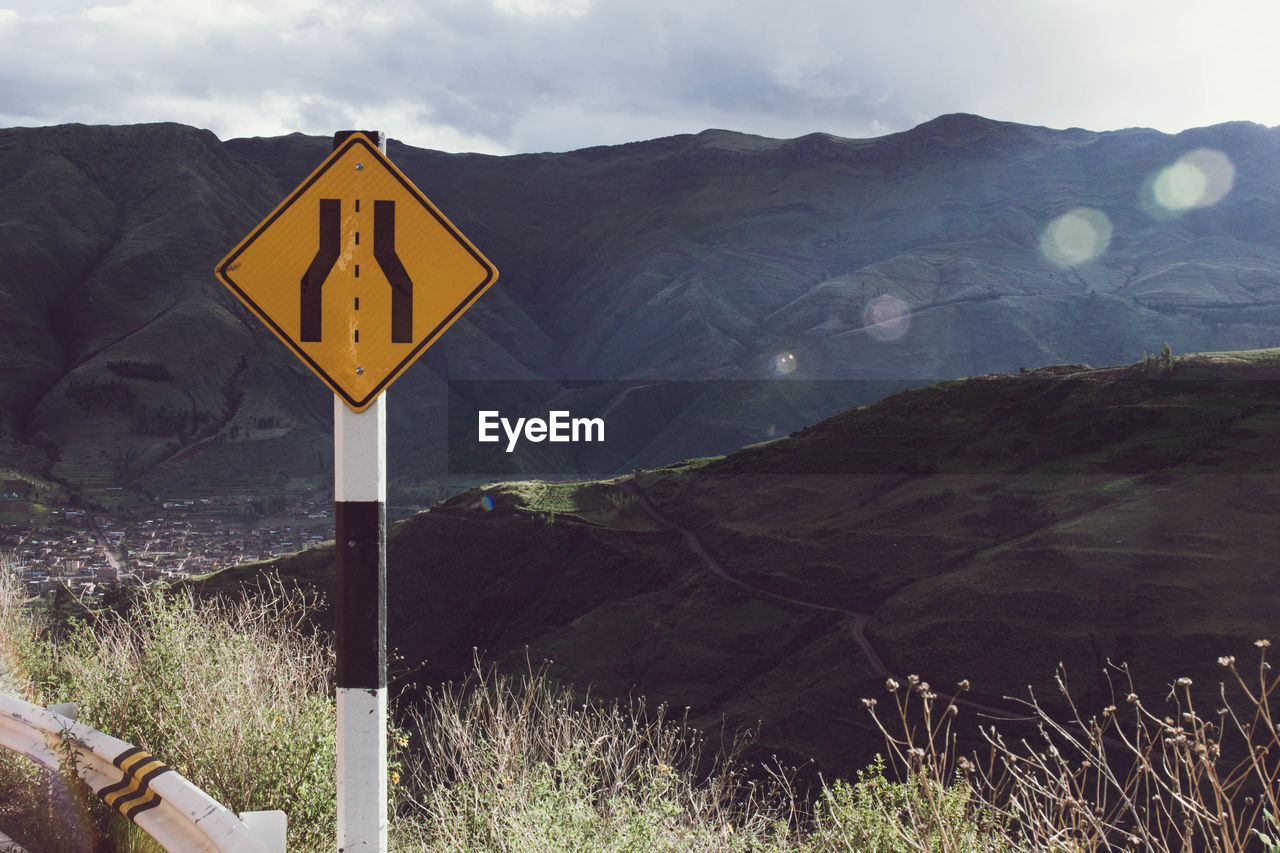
[[215, 132, 498, 411]]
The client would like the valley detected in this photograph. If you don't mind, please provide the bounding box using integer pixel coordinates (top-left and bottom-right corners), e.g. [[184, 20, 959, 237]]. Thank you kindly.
[[4, 112, 1280, 782]]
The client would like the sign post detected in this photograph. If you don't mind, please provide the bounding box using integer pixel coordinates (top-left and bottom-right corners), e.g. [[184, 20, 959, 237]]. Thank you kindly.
[[216, 130, 497, 851], [334, 384, 387, 850]]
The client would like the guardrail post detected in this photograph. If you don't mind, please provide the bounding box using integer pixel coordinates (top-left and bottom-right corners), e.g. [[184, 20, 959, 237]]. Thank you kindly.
[[239, 810, 288, 853]]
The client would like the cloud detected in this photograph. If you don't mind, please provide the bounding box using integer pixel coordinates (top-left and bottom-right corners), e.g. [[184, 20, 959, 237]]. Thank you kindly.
[[0, 0, 1278, 154], [493, 0, 591, 18]]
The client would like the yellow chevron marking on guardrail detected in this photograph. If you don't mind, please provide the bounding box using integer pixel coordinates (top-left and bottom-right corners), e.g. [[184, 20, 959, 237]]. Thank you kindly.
[[98, 746, 169, 820]]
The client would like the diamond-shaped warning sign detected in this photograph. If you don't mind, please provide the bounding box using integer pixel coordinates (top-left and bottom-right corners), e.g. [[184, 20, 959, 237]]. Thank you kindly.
[[215, 132, 497, 411]]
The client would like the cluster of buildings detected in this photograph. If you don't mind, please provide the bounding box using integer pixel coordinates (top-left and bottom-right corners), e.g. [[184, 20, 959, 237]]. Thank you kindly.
[[3, 494, 334, 599]]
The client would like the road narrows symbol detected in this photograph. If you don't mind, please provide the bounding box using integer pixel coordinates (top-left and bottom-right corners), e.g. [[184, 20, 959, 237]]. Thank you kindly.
[[299, 198, 413, 344], [215, 131, 497, 411], [301, 198, 341, 342], [374, 200, 413, 343]]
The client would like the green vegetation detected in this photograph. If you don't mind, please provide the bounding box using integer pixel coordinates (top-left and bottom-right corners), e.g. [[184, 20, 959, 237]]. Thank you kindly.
[[1137, 341, 1176, 374], [3, 567, 1278, 851], [1, 572, 335, 851], [394, 661, 800, 852], [1189, 347, 1280, 364], [514, 479, 634, 517]]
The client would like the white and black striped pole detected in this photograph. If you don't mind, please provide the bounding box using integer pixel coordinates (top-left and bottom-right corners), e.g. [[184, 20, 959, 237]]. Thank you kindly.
[[219, 126, 497, 852], [333, 130, 388, 852], [335, 393, 387, 850]]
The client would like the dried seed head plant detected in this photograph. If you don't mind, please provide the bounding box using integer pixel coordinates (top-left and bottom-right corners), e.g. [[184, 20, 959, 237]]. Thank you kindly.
[[861, 644, 1280, 852]]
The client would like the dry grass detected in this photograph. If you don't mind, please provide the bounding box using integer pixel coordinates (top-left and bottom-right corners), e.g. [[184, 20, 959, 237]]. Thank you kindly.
[[0, 565, 80, 851], [4, 558, 1279, 852], [391, 657, 801, 852], [863, 647, 1280, 852], [56, 578, 336, 851], [0, 568, 336, 852]]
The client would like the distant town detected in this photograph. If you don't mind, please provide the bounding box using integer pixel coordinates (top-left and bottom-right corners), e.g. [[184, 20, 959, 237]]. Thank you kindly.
[[1, 484, 335, 598]]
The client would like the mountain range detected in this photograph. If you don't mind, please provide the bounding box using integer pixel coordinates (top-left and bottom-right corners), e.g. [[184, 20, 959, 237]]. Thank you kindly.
[[7, 112, 1280, 779], [3, 114, 1280, 496]]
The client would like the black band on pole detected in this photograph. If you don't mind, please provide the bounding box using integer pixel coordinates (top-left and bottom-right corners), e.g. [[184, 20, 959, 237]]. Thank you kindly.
[[334, 130, 386, 150], [334, 500, 387, 689]]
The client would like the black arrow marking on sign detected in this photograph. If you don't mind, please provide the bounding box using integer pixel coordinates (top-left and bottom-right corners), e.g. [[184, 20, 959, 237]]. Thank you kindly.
[[301, 198, 341, 342], [374, 200, 412, 343]]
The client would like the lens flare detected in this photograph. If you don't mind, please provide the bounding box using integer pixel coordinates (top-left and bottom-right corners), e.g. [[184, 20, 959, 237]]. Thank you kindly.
[[863, 294, 910, 341], [1144, 148, 1234, 216], [1039, 207, 1112, 267], [770, 352, 798, 375], [478, 494, 494, 511]]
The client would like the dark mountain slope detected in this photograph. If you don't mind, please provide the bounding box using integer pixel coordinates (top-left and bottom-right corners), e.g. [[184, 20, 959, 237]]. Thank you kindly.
[[0, 123, 334, 494], [202, 350, 1280, 778], [4, 116, 1280, 493]]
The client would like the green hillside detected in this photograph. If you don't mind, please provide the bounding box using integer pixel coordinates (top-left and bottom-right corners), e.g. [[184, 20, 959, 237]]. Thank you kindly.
[[199, 349, 1280, 778]]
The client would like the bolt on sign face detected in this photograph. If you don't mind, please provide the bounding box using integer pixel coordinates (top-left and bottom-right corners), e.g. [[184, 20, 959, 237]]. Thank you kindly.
[[215, 132, 498, 411]]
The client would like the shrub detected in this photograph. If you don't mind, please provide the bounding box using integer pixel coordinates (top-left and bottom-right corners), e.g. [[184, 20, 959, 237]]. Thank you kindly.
[[392, 658, 800, 852], [0, 570, 337, 853], [0, 568, 88, 852], [7, 557, 1276, 853], [54, 581, 336, 851], [810, 756, 1009, 852]]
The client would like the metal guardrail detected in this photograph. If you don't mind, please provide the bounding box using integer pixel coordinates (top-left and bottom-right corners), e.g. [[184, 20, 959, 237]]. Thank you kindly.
[[0, 692, 276, 852], [0, 828, 30, 853]]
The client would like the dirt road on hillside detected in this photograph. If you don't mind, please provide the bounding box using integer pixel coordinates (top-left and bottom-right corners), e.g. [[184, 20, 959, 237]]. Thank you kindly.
[[622, 478, 1030, 722]]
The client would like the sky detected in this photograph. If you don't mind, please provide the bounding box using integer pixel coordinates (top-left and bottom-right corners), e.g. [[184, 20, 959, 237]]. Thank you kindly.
[[0, 0, 1277, 155]]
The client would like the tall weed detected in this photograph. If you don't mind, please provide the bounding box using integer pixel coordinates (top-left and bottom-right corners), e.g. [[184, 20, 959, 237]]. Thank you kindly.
[[5, 557, 1278, 853], [393, 658, 801, 852], [0, 569, 337, 853]]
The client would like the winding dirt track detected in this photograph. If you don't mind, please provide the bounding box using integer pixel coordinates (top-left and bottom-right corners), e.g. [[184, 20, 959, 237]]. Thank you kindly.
[[622, 478, 1030, 722], [622, 479, 891, 676]]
